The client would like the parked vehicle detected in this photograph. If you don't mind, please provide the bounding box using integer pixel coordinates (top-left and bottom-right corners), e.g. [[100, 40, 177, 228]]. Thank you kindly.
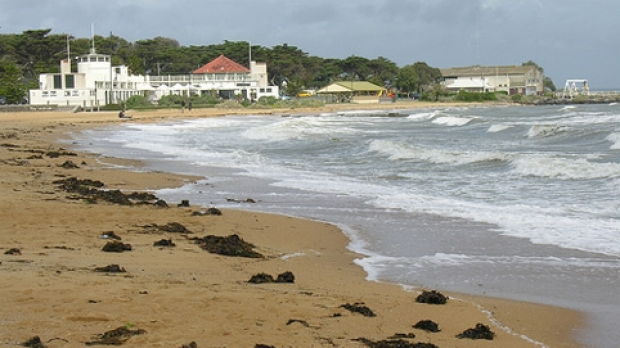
[[0, 96, 6, 105]]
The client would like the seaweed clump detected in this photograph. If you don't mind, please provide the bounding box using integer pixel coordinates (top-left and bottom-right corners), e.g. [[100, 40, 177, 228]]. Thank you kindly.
[[154, 239, 176, 247], [102, 241, 132, 253], [22, 336, 46, 348], [94, 264, 126, 273], [340, 303, 376, 317], [354, 337, 438, 348], [413, 320, 440, 333], [4, 248, 21, 255], [191, 208, 222, 216], [85, 326, 146, 346], [156, 222, 189, 233], [192, 234, 263, 258], [54, 177, 167, 206], [415, 290, 448, 305], [248, 271, 295, 284], [456, 323, 495, 340]]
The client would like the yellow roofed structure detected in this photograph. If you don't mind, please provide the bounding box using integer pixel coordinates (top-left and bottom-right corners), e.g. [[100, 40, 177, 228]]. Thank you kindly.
[[317, 81, 384, 94], [317, 81, 387, 103]]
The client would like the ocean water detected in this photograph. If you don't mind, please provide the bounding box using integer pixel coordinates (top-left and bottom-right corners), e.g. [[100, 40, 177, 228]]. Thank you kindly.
[[73, 104, 620, 347]]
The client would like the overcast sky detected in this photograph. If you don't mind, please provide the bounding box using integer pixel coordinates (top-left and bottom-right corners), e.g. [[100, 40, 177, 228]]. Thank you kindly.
[[2, 0, 619, 89]]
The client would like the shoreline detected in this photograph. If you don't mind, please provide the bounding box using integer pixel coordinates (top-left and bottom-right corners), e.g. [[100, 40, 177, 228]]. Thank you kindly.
[[1, 104, 584, 347]]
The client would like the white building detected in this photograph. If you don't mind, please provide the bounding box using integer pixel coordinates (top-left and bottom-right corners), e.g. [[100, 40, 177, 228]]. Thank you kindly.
[[440, 65, 544, 95], [29, 51, 279, 107]]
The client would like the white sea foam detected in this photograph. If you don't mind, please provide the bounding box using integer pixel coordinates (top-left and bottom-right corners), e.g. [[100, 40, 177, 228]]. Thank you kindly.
[[526, 124, 570, 138], [414, 253, 620, 269], [432, 116, 475, 126], [607, 132, 620, 149], [368, 139, 509, 165], [487, 124, 514, 132], [407, 110, 442, 121], [370, 191, 620, 256], [511, 155, 620, 179], [241, 117, 360, 142]]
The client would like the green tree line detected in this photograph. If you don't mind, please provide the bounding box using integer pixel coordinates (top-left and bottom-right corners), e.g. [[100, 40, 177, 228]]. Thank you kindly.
[[0, 29, 443, 102], [1, 29, 553, 104]]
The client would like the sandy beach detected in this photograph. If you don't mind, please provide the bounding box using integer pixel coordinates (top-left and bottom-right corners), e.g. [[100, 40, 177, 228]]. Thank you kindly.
[[1, 104, 583, 348]]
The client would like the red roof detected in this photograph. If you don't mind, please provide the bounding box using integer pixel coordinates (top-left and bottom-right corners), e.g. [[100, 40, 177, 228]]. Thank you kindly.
[[193, 55, 250, 74]]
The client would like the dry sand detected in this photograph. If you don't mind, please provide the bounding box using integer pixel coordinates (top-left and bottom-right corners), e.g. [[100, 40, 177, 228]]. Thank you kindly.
[[0, 104, 583, 348]]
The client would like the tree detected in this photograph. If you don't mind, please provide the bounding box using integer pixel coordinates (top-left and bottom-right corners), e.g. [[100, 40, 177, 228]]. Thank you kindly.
[[522, 60, 543, 73], [0, 62, 27, 103], [543, 76, 557, 92], [339, 55, 370, 81], [367, 56, 398, 87], [265, 44, 309, 88], [395, 65, 419, 97], [308, 58, 340, 88], [134, 36, 182, 74], [411, 62, 441, 92]]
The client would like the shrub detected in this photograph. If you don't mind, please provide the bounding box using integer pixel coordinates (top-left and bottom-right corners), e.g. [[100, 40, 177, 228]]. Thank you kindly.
[[455, 90, 498, 102], [125, 95, 151, 109], [511, 94, 523, 102]]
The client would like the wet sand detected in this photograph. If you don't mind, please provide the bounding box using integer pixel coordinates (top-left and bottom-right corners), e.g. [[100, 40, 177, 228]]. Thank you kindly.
[[0, 105, 583, 347]]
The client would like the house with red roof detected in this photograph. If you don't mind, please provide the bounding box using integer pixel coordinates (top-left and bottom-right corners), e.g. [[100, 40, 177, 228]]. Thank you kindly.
[[189, 54, 277, 100]]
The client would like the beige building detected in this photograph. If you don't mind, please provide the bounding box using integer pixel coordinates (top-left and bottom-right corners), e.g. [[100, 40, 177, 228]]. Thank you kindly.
[[440, 65, 544, 95]]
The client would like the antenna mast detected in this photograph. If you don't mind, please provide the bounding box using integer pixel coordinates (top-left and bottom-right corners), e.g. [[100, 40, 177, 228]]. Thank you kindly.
[[90, 23, 95, 53]]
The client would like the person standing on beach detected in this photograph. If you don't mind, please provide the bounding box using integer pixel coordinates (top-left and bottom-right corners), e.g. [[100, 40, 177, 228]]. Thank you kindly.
[[188, 100, 193, 112], [181, 99, 186, 113]]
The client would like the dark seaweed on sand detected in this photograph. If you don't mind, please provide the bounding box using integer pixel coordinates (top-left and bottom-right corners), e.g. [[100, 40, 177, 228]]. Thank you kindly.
[[94, 264, 126, 273], [192, 234, 263, 258], [85, 326, 146, 346], [341, 303, 376, 317], [456, 323, 495, 340], [191, 207, 222, 216], [156, 222, 189, 233], [102, 241, 132, 253], [22, 336, 46, 348], [248, 271, 295, 284], [154, 238, 176, 247], [354, 337, 438, 348], [415, 290, 448, 305], [248, 273, 274, 283], [388, 333, 416, 339], [53, 177, 166, 206], [45, 150, 77, 158], [413, 320, 440, 332], [4, 247, 21, 255]]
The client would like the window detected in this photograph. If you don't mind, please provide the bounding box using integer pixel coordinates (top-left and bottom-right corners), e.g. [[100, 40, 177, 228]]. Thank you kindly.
[[53, 75, 62, 89], [65, 75, 75, 89]]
